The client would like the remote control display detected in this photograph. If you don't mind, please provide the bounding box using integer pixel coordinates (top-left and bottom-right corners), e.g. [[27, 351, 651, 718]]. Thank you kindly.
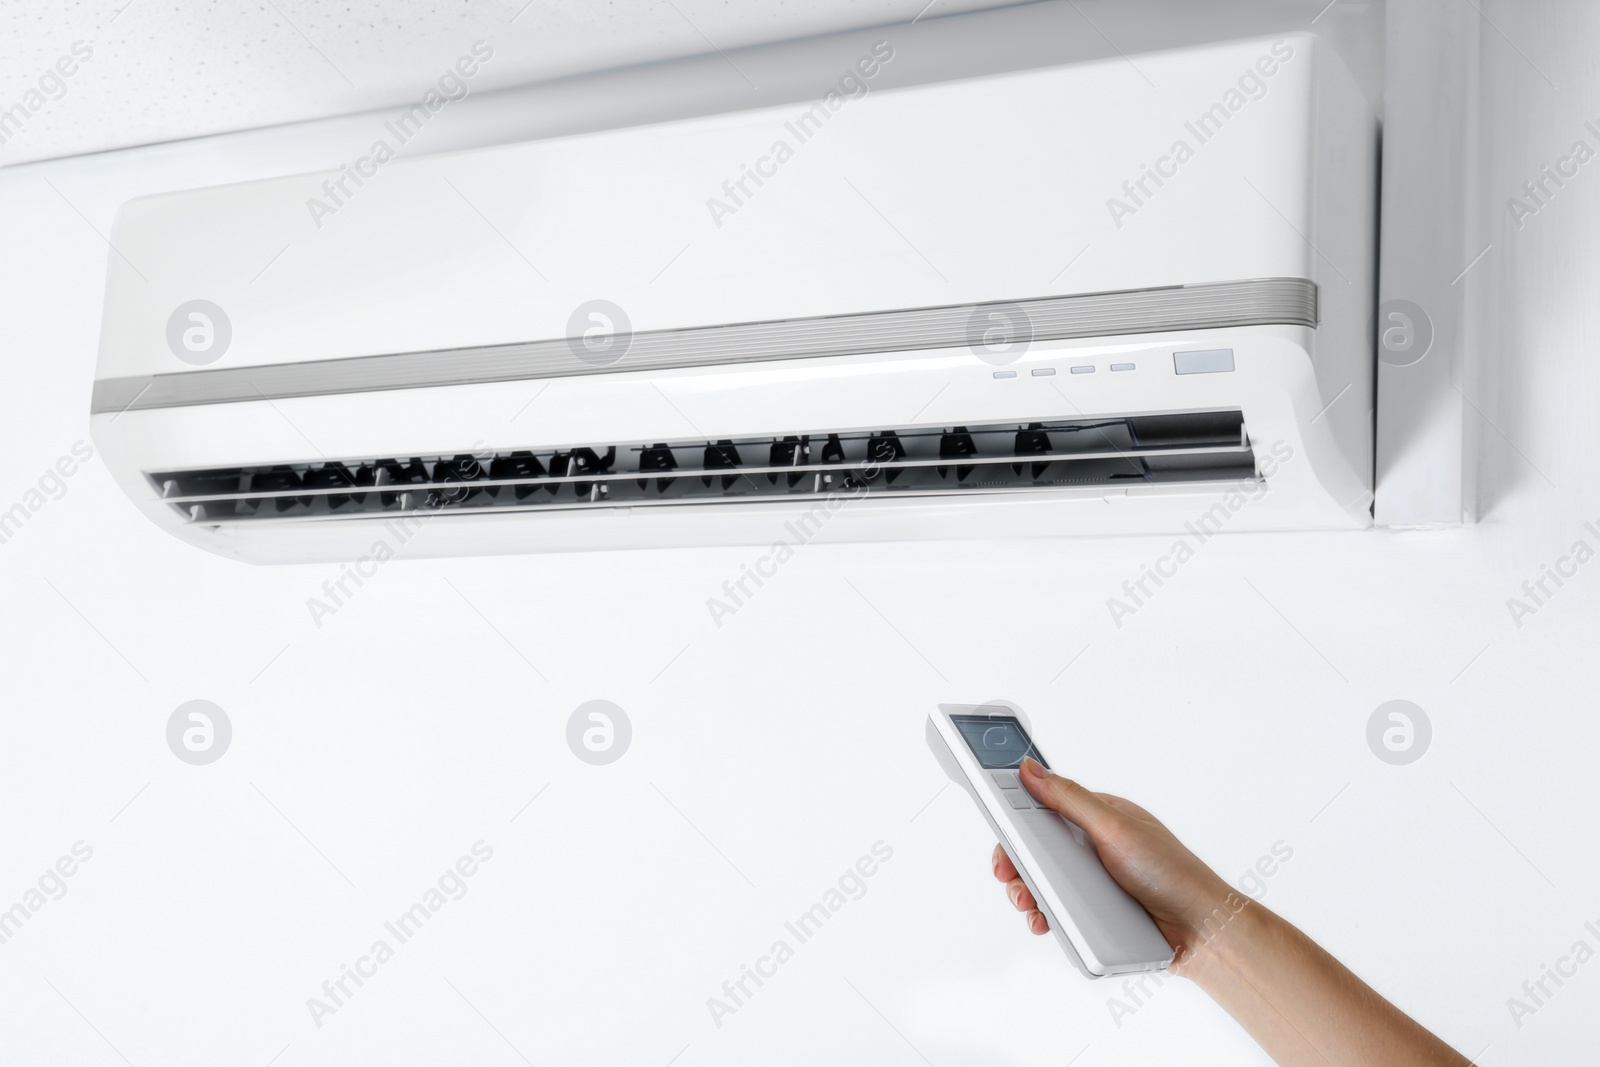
[[951, 715, 1048, 770]]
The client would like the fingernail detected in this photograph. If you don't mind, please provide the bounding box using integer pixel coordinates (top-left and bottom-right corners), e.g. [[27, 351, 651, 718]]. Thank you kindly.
[[1021, 757, 1047, 777]]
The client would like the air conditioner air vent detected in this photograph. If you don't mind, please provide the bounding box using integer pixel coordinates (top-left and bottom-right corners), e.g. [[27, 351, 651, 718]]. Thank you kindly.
[[149, 411, 1256, 525]]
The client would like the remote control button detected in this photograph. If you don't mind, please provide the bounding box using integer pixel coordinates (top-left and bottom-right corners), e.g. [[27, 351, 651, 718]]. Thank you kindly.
[[991, 770, 1021, 790], [1004, 790, 1032, 809]]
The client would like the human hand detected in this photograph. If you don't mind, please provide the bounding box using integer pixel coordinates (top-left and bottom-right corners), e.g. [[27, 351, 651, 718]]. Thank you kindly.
[[990, 757, 1234, 963], [991, 758, 1472, 1065]]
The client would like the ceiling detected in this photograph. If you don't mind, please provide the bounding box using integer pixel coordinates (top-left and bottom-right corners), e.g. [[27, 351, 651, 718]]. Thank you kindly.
[[0, 0, 1030, 167]]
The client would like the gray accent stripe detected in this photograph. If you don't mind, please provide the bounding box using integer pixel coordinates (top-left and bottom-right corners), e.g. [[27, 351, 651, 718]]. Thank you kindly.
[[92, 277, 1315, 414]]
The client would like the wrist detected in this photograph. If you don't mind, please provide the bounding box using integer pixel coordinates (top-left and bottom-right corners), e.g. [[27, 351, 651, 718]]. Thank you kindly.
[[1169, 889, 1275, 986]]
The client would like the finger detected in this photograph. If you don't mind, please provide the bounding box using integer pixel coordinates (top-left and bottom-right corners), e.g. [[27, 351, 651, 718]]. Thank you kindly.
[[993, 843, 1019, 883], [1026, 909, 1049, 935], [1020, 758, 1123, 838], [1005, 877, 1036, 913]]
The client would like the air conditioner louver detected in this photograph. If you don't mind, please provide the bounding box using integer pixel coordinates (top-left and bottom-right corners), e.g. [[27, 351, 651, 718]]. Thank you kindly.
[[150, 412, 1256, 526]]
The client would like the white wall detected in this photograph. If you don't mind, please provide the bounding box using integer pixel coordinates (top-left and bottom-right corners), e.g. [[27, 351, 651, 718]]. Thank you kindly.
[[1, 2, 1597, 1065]]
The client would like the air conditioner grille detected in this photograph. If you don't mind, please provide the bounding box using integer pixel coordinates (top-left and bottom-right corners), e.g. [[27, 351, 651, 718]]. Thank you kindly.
[[149, 412, 1255, 525]]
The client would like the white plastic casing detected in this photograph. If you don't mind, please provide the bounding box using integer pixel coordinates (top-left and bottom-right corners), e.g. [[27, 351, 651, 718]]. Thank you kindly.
[[90, 32, 1377, 562]]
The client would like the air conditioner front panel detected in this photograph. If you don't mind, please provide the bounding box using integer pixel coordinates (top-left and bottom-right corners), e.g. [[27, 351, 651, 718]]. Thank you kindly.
[[93, 34, 1343, 382]]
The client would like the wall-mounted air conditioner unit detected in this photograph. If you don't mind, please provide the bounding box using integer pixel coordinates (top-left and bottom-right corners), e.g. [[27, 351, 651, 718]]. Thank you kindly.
[[90, 32, 1376, 563]]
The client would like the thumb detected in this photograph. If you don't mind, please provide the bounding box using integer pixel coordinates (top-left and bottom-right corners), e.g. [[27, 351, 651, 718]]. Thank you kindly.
[[1020, 758, 1122, 837]]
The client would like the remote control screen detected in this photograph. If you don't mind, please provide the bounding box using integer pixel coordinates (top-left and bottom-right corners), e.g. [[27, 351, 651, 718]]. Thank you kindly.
[[951, 715, 1047, 769]]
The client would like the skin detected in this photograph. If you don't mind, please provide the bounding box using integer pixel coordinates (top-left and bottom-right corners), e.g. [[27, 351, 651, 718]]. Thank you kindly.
[[993, 758, 1470, 1067]]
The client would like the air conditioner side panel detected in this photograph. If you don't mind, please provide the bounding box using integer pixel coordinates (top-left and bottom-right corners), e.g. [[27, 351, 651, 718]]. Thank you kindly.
[[1308, 31, 1380, 516]]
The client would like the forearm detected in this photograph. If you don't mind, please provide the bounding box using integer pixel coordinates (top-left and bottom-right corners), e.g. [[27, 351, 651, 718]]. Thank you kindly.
[[1176, 897, 1468, 1067]]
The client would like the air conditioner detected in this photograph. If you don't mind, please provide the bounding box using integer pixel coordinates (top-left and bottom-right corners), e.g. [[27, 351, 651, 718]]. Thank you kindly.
[[90, 32, 1376, 563]]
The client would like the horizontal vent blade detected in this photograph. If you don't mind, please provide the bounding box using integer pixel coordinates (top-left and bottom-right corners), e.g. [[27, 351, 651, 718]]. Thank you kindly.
[[149, 412, 1256, 525]]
